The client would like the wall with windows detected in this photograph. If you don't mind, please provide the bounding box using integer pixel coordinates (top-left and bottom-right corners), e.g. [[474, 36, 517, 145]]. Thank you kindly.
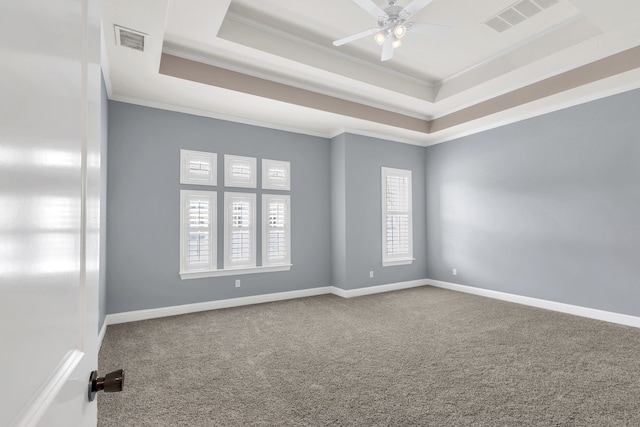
[[332, 133, 428, 290], [425, 88, 640, 317], [106, 89, 640, 319], [106, 101, 331, 314]]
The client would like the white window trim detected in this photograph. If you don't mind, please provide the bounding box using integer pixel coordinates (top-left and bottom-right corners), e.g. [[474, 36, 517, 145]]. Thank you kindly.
[[224, 154, 257, 188], [262, 194, 291, 267], [224, 192, 256, 269], [381, 167, 414, 267], [179, 264, 292, 280], [179, 190, 216, 274], [262, 159, 291, 191], [180, 150, 217, 186]]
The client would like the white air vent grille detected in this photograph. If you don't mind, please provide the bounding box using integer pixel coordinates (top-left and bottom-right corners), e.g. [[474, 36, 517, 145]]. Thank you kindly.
[[484, 0, 559, 33], [499, 8, 527, 26], [485, 16, 512, 32], [114, 25, 147, 52], [514, 0, 543, 17]]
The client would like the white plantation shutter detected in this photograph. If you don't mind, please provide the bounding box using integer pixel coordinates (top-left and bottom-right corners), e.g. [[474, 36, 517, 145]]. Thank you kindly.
[[180, 150, 217, 186], [180, 190, 216, 273], [386, 214, 410, 254], [188, 159, 210, 178], [262, 159, 291, 190], [225, 193, 256, 268], [231, 201, 251, 262], [262, 195, 291, 266], [381, 167, 413, 266], [225, 155, 257, 188]]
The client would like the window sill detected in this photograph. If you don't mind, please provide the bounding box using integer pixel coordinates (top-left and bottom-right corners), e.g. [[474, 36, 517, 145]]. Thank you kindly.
[[180, 264, 292, 280], [382, 258, 414, 267]]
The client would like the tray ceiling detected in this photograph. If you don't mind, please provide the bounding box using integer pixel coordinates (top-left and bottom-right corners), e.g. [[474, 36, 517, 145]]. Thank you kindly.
[[102, 0, 640, 144]]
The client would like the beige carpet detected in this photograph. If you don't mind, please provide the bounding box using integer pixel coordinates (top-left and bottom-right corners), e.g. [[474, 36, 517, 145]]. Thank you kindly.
[[99, 286, 640, 426]]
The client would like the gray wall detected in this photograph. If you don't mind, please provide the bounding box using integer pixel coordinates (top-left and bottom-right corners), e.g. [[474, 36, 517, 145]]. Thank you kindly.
[[425, 88, 640, 317], [106, 88, 640, 318], [106, 102, 331, 313], [99, 75, 108, 330], [337, 133, 428, 290], [330, 134, 347, 288]]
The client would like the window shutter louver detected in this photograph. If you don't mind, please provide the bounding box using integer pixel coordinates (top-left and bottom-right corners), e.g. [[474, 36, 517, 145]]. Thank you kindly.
[[180, 190, 216, 273], [262, 195, 291, 266], [188, 199, 210, 265], [225, 155, 257, 188], [180, 150, 216, 186], [231, 200, 251, 263], [225, 193, 256, 268], [262, 159, 291, 190]]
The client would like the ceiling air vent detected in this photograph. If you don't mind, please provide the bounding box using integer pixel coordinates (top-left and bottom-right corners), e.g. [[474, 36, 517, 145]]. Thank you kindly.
[[114, 25, 147, 52], [484, 0, 559, 33]]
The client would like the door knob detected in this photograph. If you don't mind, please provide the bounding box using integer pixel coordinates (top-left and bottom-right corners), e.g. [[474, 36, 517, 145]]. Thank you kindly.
[[88, 369, 125, 401]]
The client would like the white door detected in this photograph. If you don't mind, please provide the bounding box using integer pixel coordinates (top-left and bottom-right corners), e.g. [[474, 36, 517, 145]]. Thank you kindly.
[[0, 0, 102, 426]]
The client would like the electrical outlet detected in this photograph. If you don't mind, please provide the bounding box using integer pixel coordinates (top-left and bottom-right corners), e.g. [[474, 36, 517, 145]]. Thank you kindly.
[[369, 271, 374, 278], [235, 279, 241, 288], [452, 268, 457, 276]]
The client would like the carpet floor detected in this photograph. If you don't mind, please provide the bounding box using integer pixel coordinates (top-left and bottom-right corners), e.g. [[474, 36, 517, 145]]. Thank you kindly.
[[98, 286, 640, 426]]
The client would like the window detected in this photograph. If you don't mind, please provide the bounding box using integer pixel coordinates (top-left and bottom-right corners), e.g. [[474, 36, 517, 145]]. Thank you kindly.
[[180, 151, 292, 279], [381, 167, 413, 266], [224, 192, 256, 269], [262, 159, 290, 190], [180, 190, 216, 274], [225, 155, 256, 188], [262, 195, 291, 266], [180, 150, 216, 186]]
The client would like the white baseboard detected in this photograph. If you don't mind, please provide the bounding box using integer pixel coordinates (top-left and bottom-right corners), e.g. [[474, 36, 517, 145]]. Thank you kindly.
[[105, 286, 333, 325], [329, 279, 429, 298], [427, 279, 640, 329], [103, 278, 640, 330], [104, 280, 430, 326]]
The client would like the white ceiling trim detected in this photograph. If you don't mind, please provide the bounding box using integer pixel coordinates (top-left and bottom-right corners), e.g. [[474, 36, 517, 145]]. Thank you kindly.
[[162, 45, 432, 120], [108, 94, 335, 140]]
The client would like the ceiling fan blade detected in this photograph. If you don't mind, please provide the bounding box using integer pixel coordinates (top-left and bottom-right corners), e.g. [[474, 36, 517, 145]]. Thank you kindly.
[[333, 28, 381, 46], [401, 0, 435, 18], [408, 22, 451, 36], [381, 37, 394, 61], [351, 0, 387, 19]]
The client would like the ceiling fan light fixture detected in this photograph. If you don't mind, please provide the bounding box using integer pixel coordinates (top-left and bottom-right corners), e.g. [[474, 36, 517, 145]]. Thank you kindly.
[[393, 24, 407, 39], [374, 31, 386, 45], [332, 0, 452, 61]]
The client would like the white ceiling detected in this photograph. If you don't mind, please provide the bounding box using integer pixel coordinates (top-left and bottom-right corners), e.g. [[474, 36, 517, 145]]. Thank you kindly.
[[101, 0, 640, 145]]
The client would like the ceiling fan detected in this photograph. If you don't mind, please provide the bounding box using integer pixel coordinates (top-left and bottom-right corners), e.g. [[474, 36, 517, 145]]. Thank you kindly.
[[333, 0, 450, 61]]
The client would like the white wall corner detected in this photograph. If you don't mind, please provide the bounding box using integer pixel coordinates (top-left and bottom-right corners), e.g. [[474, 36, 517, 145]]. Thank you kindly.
[[331, 279, 429, 298]]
